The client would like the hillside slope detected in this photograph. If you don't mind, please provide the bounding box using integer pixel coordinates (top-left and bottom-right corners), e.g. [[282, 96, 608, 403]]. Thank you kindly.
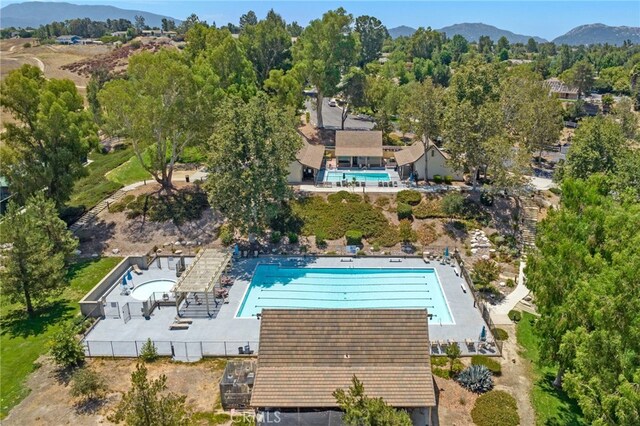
[[553, 24, 640, 46]]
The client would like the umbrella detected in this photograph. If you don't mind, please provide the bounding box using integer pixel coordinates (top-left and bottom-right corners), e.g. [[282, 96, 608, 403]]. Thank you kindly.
[[122, 275, 128, 286], [444, 246, 449, 258], [480, 325, 487, 342], [126, 270, 133, 281], [233, 244, 240, 257]]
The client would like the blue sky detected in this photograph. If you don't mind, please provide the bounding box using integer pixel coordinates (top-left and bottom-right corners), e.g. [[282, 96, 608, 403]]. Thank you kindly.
[[2, 1, 639, 40]]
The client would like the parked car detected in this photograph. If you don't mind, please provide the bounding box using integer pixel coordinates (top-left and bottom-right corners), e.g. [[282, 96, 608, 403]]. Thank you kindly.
[[328, 98, 338, 107]]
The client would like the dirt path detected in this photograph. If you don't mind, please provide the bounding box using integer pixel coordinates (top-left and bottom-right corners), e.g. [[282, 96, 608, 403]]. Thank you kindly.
[[494, 324, 536, 425]]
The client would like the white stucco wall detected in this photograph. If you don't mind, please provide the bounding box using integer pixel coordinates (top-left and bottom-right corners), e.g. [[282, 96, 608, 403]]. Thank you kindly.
[[412, 149, 463, 180]]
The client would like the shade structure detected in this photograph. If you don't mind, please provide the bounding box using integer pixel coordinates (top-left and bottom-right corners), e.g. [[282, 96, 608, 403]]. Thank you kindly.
[[173, 249, 232, 294]]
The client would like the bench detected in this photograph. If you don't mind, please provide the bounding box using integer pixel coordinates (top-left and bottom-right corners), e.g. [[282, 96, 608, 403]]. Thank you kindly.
[[169, 323, 190, 330], [390, 258, 402, 263]]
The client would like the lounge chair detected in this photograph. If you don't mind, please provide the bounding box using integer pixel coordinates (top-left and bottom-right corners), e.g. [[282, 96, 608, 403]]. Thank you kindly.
[[355, 181, 360, 187], [383, 181, 389, 187], [132, 264, 143, 275], [336, 181, 341, 187], [393, 181, 398, 187], [378, 181, 383, 187], [169, 323, 189, 330], [361, 181, 365, 187]]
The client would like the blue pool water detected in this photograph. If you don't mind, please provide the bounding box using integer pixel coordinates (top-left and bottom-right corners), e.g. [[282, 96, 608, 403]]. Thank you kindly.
[[237, 265, 453, 323], [325, 170, 391, 182]]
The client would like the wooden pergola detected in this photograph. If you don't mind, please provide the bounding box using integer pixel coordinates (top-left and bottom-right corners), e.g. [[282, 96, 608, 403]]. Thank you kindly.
[[172, 249, 232, 317]]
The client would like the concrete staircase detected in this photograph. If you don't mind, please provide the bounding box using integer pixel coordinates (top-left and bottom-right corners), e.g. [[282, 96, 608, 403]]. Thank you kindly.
[[520, 198, 539, 252], [69, 188, 128, 233]]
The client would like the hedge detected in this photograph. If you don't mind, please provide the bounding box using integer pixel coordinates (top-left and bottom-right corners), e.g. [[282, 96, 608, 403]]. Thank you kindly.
[[433, 174, 443, 184], [471, 390, 520, 426], [397, 203, 413, 220], [327, 190, 362, 203], [508, 310, 522, 323], [471, 355, 502, 376], [494, 328, 509, 341], [396, 190, 422, 206], [444, 175, 453, 184], [345, 230, 363, 245]]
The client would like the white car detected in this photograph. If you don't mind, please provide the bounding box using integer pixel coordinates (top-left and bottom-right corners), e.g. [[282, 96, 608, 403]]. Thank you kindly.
[[328, 98, 338, 107]]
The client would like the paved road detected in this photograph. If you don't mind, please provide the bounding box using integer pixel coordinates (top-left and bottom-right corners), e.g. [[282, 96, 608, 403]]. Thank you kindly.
[[305, 97, 375, 130]]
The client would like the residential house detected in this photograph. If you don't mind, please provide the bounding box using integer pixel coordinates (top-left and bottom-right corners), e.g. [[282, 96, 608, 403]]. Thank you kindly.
[[394, 141, 463, 181], [335, 130, 384, 168], [251, 309, 437, 426], [545, 78, 579, 100], [56, 35, 81, 44], [287, 139, 325, 183], [141, 29, 177, 38]]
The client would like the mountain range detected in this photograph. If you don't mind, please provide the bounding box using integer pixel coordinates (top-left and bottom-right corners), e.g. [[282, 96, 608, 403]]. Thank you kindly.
[[390, 22, 639, 46], [1, 2, 639, 46], [0, 2, 180, 29]]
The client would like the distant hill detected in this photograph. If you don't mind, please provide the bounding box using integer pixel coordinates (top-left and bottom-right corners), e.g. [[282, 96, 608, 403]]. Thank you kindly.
[[553, 24, 640, 46], [437, 23, 546, 44], [0, 1, 181, 29], [388, 25, 416, 39]]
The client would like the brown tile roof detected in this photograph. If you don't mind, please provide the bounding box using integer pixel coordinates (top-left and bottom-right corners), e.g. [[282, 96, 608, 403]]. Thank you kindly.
[[394, 141, 451, 166], [335, 131, 383, 158], [296, 140, 325, 170], [250, 309, 435, 408]]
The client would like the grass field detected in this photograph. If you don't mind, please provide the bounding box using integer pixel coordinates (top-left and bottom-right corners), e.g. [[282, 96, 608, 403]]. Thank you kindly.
[[516, 312, 584, 425], [105, 154, 152, 186], [0, 257, 122, 419]]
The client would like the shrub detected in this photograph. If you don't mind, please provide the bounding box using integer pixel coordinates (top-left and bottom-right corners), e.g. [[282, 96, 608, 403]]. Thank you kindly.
[[508, 310, 522, 323], [398, 219, 417, 243], [315, 231, 327, 248], [345, 230, 363, 246], [372, 243, 380, 252], [71, 368, 107, 401], [139, 338, 159, 362], [446, 343, 462, 373], [480, 192, 494, 206], [356, 250, 366, 256], [433, 174, 443, 184], [413, 197, 445, 219], [451, 359, 465, 375], [505, 278, 515, 288], [397, 203, 413, 220], [494, 328, 509, 341], [396, 190, 422, 206], [472, 259, 502, 286], [471, 356, 502, 376], [49, 323, 84, 369], [417, 223, 439, 245], [444, 175, 453, 185], [374, 196, 390, 208], [432, 367, 451, 379], [287, 232, 299, 244], [456, 365, 494, 393], [328, 190, 362, 203], [219, 224, 234, 246], [431, 356, 448, 367], [549, 187, 561, 195], [305, 111, 310, 123], [270, 231, 282, 244], [441, 193, 466, 217], [23, 42, 32, 48], [471, 390, 519, 426], [372, 225, 400, 247]]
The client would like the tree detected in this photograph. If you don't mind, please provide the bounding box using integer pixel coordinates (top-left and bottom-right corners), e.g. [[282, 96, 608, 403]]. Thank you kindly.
[[293, 8, 358, 128], [408, 27, 444, 60], [178, 13, 201, 34], [478, 35, 493, 55], [354, 15, 387, 66], [612, 97, 638, 140], [161, 18, 176, 32], [86, 66, 110, 124], [287, 21, 303, 37], [446, 342, 461, 373], [399, 78, 446, 182], [205, 94, 301, 236], [526, 176, 640, 423], [496, 36, 509, 53], [338, 67, 367, 130], [441, 192, 465, 218], [0, 194, 77, 316], [334, 376, 413, 426], [472, 259, 502, 287], [240, 9, 292, 83], [239, 10, 257, 29], [50, 322, 85, 368], [526, 37, 538, 53], [71, 368, 107, 401], [263, 69, 303, 109], [562, 116, 626, 180], [0, 65, 97, 207], [567, 60, 595, 98], [134, 15, 146, 32], [99, 50, 219, 192], [109, 363, 188, 426], [449, 34, 469, 62]]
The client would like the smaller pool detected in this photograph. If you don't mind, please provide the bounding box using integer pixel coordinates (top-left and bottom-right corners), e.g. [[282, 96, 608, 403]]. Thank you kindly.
[[130, 280, 176, 301], [325, 170, 391, 183]]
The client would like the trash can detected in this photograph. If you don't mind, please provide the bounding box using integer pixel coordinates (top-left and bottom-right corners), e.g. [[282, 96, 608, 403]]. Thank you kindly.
[[185, 175, 190, 183]]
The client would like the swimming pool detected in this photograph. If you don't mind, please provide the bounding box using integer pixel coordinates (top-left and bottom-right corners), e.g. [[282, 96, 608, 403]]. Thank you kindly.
[[325, 170, 391, 183], [237, 265, 453, 323], [130, 279, 175, 301]]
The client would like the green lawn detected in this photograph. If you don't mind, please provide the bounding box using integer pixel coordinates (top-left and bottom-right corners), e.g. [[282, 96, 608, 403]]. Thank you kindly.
[[0, 257, 122, 419], [105, 154, 152, 186], [516, 312, 584, 425]]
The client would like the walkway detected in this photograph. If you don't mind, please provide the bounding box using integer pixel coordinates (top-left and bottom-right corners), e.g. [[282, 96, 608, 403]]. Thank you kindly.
[[489, 261, 530, 324]]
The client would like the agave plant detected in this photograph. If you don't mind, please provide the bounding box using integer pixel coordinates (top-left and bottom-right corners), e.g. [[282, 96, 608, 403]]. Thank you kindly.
[[456, 365, 494, 393]]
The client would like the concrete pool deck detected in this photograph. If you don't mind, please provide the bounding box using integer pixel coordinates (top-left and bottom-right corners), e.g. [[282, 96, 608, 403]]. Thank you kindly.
[[83, 256, 493, 361]]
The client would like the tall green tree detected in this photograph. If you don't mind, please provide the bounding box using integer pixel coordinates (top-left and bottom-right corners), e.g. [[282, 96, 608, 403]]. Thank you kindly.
[[109, 363, 188, 426], [287, 21, 303, 37], [565, 60, 595, 98], [205, 94, 301, 236], [99, 49, 220, 192], [240, 9, 292, 84], [293, 8, 358, 128], [263, 69, 304, 110], [526, 176, 640, 424], [0, 194, 77, 316], [399, 78, 446, 181], [612, 97, 638, 140], [354, 15, 388, 66], [239, 10, 257, 29], [338, 67, 367, 130], [0, 65, 97, 207], [334, 376, 413, 426], [448, 34, 469, 62], [408, 27, 444, 60]]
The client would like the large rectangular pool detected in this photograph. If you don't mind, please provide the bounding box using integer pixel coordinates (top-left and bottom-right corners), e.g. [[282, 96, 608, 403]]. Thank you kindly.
[[325, 170, 391, 183], [236, 264, 454, 324]]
